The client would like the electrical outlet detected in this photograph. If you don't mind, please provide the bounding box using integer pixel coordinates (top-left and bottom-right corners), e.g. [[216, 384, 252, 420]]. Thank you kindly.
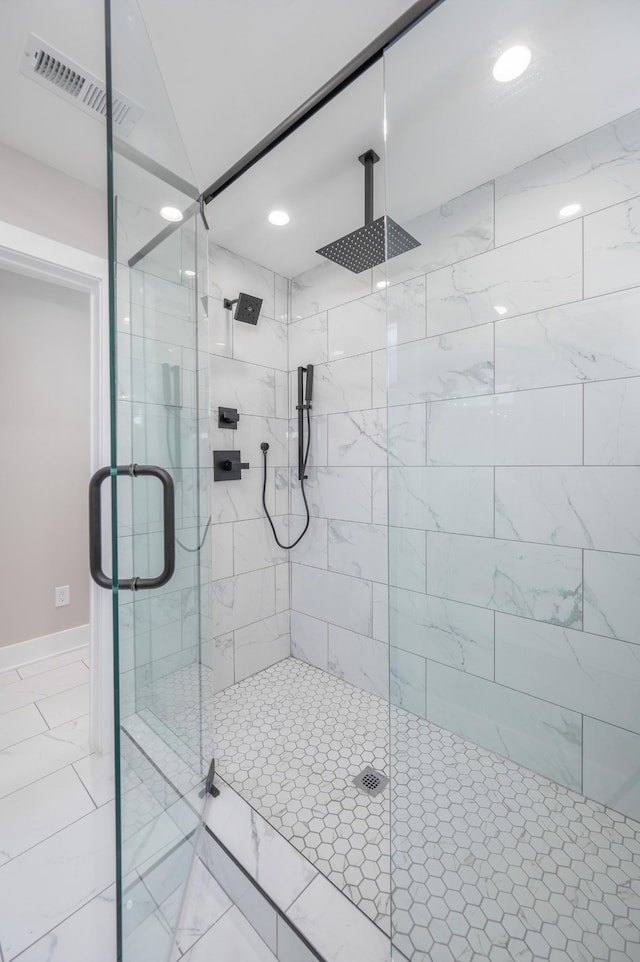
[[55, 585, 70, 607]]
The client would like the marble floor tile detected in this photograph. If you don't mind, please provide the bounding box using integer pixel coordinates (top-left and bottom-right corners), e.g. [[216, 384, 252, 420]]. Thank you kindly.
[[0, 663, 89, 717], [0, 670, 20, 689], [72, 753, 115, 808], [36, 683, 90, 729], [0, 705, 47, 752], [0, 802, 115, 959], [0, 766, 95, 866], [0, 716, 90, 800], [16, 648, 89, 680], [182, 906, 277, 962], [10, 886, 115, 962]]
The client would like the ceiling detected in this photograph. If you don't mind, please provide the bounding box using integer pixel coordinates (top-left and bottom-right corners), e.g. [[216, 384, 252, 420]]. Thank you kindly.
[[1, 0, 640, 278]]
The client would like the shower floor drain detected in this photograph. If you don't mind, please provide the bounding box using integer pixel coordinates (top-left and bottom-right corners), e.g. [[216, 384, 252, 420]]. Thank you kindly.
[[353, 766, 388, 797]]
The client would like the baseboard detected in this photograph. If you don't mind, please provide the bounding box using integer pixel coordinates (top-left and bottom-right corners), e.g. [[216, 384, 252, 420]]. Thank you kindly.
[[0, 624, 90, 672]]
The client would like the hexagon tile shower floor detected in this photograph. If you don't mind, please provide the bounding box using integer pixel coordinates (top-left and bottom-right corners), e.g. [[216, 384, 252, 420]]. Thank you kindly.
[[140, 659, 640, 961]]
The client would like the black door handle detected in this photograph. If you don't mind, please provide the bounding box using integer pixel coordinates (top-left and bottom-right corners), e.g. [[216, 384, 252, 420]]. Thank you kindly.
[[89, 464, 176, 591]]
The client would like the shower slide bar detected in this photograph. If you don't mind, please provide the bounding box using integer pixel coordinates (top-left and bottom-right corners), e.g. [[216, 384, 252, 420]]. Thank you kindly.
[[88, 463, 176, 590]]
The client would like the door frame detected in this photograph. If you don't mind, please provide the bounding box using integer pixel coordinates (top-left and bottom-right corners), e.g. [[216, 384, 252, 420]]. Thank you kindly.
[[0, 220, 113, 754]]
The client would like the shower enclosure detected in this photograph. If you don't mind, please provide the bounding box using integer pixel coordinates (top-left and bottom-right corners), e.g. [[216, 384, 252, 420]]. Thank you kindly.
[[102, 0, 640, 960]]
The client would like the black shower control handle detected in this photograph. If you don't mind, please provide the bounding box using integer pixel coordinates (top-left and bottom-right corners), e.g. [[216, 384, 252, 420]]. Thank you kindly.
[[224, 459, 249, 471]]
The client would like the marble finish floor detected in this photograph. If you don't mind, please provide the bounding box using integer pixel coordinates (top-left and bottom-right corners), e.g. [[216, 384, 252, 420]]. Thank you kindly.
[[143, 657, 640, 962]]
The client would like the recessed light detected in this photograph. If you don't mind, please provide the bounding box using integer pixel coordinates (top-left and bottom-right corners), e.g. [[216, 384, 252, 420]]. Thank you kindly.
[[183, 269, 196, 277], [376, 280, 389, 289], [494, 305, 508, 316], [558, 203, 582, 219], [492, 45, 532, 83], [160, 206, 183, 222], [268, 210, 290, 226]]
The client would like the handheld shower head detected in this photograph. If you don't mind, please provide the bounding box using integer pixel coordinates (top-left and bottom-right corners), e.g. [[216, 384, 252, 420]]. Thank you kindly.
[[305, 364, 314, 403]]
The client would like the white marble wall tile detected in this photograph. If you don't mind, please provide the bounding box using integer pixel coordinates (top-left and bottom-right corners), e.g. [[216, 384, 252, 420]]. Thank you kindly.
[[389, 466, 493, 536], [390, 648, 426, 718], [294, 353, 372, 417], [426, 663, 582, 791], [209, 243, 275, 319], [328, 276, 426, 360], [495, 289, 640, 392], [495, 613, 640, 734], [372, 583, 389, 644], [291, 564, 372, 636], [427, 532, 582, 628], [275, 273, 288, 323], [131, 269, 192, 321], [288, 516, 328, 570], [427, 220, 582, 335], [372, 466, 388, 526], [275, 370, 289, 419], [233, 518, 288, 574], [211, 567, 275, 635], [210, 523, 234, 581], [275, 563, 290, 613], [291, 258, 372, 320], [427, 385, 583, 466], [584, 194, 640, 297], [328, 521, 388, 584], [388, 404, 426, 467], [584, 377, 640, 465], [389, 325, 494, 406], [201, 633, 235, 693], [290, 610, 329, 670], [211, 356, 275, 417], [0, 801, 114, 958], [378, 181, 495, 287], [327, 409, 387, 466], [234, 611, 290, 682], [234, 316, 288, 371], [328, 626, 388, 699], [389, 588, 494, 679], [371, 349, 387, 408], [583, 717, 640, 822], [388, 527, 426, 593], [208, 297, 233, 357], [495, 467, 640, 553], [291, 466, 372, 523], [211, 466, 276, 524], [288, 312, 328, 367], [584, 550, 640, 644], [494, 107, 640, 245], [289, 415, 328, 468]]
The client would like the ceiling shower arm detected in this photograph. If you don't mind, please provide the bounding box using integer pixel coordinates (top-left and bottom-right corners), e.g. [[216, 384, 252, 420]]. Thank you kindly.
[[358, 149, 380, 226]]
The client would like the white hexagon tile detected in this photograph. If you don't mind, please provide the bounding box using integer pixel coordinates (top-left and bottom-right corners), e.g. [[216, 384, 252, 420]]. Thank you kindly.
[[137, 657, 640, 961]]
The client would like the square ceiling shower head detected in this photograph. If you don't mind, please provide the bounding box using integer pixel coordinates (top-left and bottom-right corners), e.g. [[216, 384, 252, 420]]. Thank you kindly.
[[316, 215, 420, 274]]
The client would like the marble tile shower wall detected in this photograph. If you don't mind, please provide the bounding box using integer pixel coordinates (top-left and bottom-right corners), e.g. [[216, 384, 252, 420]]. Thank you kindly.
[[206, 243, 291, 691], [289, 106, 640, 824]]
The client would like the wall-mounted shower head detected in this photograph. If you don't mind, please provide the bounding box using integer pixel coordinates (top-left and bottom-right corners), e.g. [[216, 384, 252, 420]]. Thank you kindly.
[[223, 292, 263, 324], [316, 149, 420, 273]]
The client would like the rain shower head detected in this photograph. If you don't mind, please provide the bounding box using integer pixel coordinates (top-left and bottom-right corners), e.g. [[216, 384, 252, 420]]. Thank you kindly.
[[223, 292, 263, 324], [316, 149, 420, 273]]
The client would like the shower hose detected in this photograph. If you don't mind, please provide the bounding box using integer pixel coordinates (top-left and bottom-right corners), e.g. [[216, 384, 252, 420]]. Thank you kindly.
[[262, 405, 311, 549]]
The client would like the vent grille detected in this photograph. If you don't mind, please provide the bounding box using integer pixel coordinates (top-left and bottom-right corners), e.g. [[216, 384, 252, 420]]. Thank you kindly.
[[21, 34, 144, 137]]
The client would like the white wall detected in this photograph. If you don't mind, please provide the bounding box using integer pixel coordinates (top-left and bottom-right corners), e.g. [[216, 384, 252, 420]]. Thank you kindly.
[[0, 267, 91, 647], [0, 142, 106, 259]]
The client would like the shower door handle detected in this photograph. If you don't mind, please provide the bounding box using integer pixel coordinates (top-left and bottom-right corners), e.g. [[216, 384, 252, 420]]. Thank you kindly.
[[89, 464, 176, 591]]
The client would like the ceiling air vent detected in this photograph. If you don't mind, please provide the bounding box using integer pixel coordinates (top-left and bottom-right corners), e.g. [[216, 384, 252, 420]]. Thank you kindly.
[[20, 34, 144, 138]]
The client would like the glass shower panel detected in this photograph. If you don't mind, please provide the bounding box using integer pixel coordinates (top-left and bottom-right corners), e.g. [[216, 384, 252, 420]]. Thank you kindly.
[[107, 0, 209, 958], [384, 1, 640, 959]]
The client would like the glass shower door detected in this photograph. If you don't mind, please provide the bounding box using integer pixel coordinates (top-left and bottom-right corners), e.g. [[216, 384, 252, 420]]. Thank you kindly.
[[384, 2, 640, 960], [104, 0, 210, 958]]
